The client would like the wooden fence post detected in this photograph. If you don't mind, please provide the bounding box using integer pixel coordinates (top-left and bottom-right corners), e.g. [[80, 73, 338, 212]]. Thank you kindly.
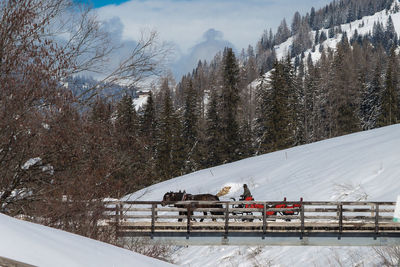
[[300, 204, 304, 240], [338, 204, 343, 240], [263, 203, 267, 239], [151, 203, 156, 238], [186, 203, 191, 239], [119, 203, 123, 220], [371, 203, 375, 217], [374, 204, 379, 239], [115, 202, 120, 238], [224, 203, 229, 239]]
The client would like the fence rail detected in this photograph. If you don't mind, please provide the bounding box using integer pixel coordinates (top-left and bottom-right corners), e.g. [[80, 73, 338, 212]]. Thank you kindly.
[[102, 200, 400, 244]]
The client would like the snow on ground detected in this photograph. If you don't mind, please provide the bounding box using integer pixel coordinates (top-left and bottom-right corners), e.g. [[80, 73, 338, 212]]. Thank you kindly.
[[124, 124, 400, 266], [0, 213, 176, 267]]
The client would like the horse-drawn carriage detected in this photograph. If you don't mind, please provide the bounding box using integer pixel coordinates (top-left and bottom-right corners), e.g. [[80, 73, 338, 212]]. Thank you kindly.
[[231, 196, 303, 221], [162, 191, 302, 222]]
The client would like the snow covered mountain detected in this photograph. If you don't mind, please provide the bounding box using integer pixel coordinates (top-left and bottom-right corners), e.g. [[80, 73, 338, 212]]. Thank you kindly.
[[276, 1, 400, 63], [125, 124, 400, 266]]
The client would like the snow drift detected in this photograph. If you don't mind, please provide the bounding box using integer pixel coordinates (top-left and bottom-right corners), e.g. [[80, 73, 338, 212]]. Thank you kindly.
[[0, 213, 175, 267]]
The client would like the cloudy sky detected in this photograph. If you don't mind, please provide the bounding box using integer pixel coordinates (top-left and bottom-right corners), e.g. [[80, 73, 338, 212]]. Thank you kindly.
[[88, 0, 332, 78]]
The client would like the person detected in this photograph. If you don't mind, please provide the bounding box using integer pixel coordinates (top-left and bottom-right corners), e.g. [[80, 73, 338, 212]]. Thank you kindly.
[[240, 184, 252, 200]]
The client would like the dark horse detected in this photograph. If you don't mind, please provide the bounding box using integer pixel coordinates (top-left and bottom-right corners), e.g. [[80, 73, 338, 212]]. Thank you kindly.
[[162, 191, 223, 222]]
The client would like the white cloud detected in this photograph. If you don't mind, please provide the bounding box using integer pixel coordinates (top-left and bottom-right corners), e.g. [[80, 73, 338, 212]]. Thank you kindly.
[[172, 28, 234, 77], [95, 0, 332, 77]]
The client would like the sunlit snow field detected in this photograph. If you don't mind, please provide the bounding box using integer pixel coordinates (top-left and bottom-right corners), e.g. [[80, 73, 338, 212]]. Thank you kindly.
[[125, 124, 400, 266]]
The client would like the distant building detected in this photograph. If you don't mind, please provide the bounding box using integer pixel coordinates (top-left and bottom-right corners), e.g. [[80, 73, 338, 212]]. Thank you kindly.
[[136, 90, 151, 99]]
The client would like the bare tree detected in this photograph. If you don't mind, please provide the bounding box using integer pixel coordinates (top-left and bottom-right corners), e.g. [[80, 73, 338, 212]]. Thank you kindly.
[[77, 29, 172, 103], [0, 0, 71, 213], [119, 237, 175, 263], [0, 0, 169, 217], [374, 246, 400, 266]]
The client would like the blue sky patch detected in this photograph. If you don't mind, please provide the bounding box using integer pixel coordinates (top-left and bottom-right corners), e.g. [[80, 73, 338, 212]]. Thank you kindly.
[[79, 0, 130, 8]]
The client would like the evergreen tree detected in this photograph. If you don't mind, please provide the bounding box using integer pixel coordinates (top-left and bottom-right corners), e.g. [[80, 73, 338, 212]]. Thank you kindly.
[[361, 64, 382, 130], [317, 49, 335, 140], [276, 19, 291, 44], [384, 16, 398, 52], [292, 21, 312, 56], [346, 3, 356, 23], [283, 55, 302, 145], [329, 38, 361, 136], [155, 82, 176, 180], [379, 48, 399, 126], [182, 79, 200, 172], [90, 97, 112, 125], [291, 12, 302, 35], [373, 21, 385, 47], [264, 60, 292, 151], [319, 31, 327, 44], [205, 89, 223, 167], [219, 47, 241, 162], [314, 30, 320, 45], [140, 91, 157, 148], [114, 95, 145, 196], [170, 110, 185, 177], [139, 91, 158, 181], [115, 95, 138, 145], [328, 27, 335, 39], [304, 62, 320, 143], [309, 7, 316, 30]]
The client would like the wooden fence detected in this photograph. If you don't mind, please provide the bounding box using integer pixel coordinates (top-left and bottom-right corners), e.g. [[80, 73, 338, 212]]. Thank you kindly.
[[103, 200, 400, 240]]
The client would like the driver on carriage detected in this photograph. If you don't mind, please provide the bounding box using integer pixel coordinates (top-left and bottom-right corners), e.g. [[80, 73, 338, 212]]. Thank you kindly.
[[240, 184, 253, 201]]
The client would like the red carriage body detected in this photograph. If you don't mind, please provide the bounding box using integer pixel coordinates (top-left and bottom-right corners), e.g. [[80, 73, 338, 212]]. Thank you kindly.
[[242, 197, 303, 216]]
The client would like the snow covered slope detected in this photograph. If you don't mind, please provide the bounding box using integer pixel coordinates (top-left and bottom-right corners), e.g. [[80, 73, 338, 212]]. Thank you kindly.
[[125, 124, 400, 266], [126, 124, 400, 203], [0, 213, 175, 267], [275, 1, 400, 63], [250, 1, 400, 88]]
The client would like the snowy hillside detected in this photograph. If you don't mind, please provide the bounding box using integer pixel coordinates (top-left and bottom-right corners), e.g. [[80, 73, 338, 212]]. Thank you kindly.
[[0, 213, 175, 267], [125, 124, 400, 266], [276, 1, 400, 63], [250, 0, 400, 88]]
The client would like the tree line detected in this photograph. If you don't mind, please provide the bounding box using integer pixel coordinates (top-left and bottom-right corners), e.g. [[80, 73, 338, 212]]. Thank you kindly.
[[105, 29, 400, 195]]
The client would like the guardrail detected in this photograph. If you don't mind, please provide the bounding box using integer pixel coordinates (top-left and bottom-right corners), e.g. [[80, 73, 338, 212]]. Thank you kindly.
[[103, 200, 400, 242]]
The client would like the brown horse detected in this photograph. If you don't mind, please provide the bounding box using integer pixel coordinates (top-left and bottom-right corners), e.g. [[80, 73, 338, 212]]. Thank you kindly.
[[161, 191, 223, 222]]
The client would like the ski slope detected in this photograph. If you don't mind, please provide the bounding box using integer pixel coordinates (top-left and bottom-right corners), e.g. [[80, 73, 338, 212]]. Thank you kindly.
[[125, 124, 400, 266], [0, 213, 176, 267]]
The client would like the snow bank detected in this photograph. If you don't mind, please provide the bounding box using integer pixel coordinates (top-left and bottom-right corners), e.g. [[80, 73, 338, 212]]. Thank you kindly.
[[0, 213, 175, 267]]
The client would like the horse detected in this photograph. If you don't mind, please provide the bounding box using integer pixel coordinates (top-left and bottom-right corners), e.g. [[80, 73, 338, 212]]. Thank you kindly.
[[162, 191, 193, 222], [161, 191, 223, 222]]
